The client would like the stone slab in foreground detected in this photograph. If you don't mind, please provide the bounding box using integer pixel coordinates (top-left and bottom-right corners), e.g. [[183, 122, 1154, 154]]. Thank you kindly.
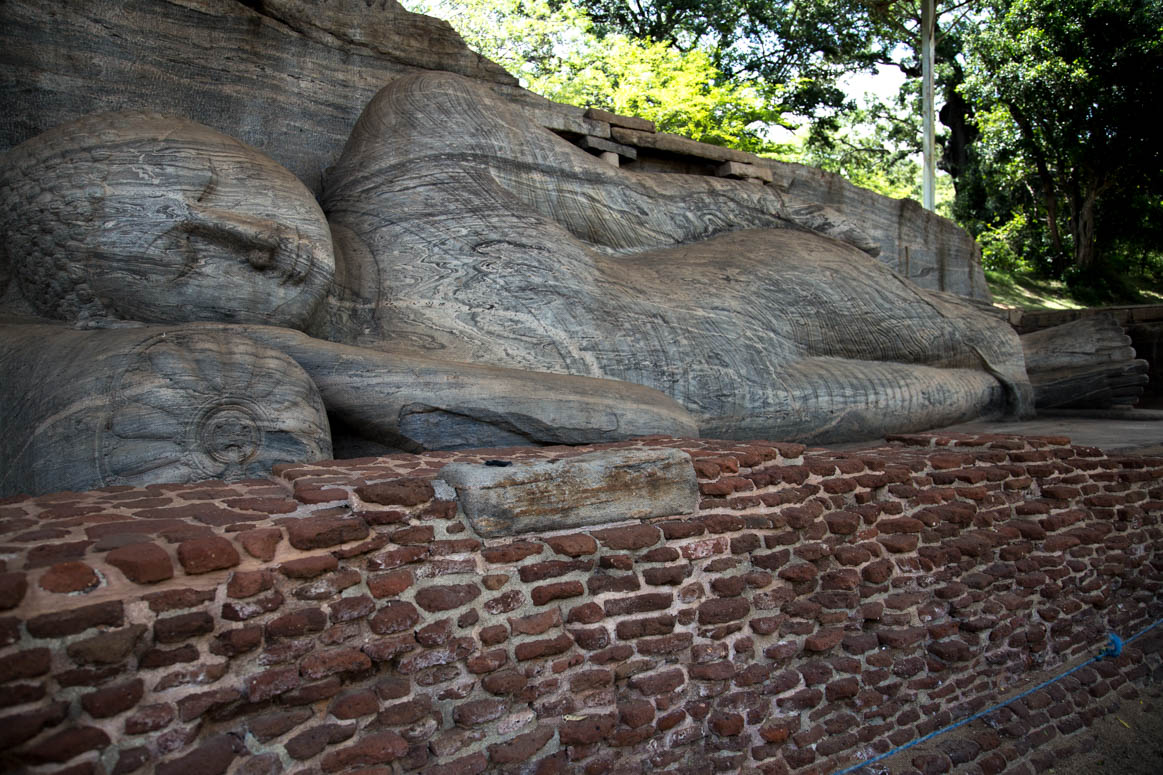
[[437, 448, 699, 537]]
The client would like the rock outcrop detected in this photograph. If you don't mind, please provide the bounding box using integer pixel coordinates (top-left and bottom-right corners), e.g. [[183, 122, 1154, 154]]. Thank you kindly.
[[2, 0, 988, 300]]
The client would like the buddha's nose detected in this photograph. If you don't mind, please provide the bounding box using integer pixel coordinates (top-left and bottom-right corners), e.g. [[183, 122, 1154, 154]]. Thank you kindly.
[[183, 204, 306, 278]]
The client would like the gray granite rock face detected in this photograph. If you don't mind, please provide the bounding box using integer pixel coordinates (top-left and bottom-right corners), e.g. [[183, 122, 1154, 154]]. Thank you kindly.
[[1, 0, 992, 304], [437, 448, 699, 537], [0, 111, 335, 327], [0, 322, 332, 497], [0, 0, 1051, 499], [1021, 314, 1149, 408], [0, 110, 695, 496], [761, 160, 991, 301], [0, 0, 515, 194], [322, 72, 1034, 443]]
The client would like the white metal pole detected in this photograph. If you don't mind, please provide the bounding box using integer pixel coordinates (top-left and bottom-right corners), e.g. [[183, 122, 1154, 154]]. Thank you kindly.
[[921, 0, 936, 211]]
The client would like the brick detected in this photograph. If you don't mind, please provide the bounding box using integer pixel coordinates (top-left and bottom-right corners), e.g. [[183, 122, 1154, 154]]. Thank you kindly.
[[0, 572, 28, 609], [25, 540, 93, 568], [571, 668, 614, 691], [154, 734, 246, 775], [643, 565, 689, 585], [369, 601, 421, 634], [592, 525, 661, 550], [546, 534, 598, 556], [222, 589, 284, 621], [1, 650, 55, 683], [660, 520, 705, 539], [368, 569, 413, 598], [826, 677, 860, 700], [824, 511, 861, 534], [391, 524, 435, 544], [356, 478, 434, 506], [587, 572, 641, 595], [176, 536, 240, 574], [698, 597, 750, 625], [125, 703, 177, 734], [805, 628, 845, 651], [519, 559, 593, 582], [82, 678, 144, 718], [0, 700, 68, 749], [301, 647, 373, 679], [38, 561, 100, 593], [377, 695, 432, 726], [247, 667, 301, 702], [454, 698, 507, 727], [27, 601, 123, 638], [176, 687, 241, 722], [515, 632, 574, 661], [630, 667, 684, 695], [779, 563, 818, 582], [482, 541, 543, 564], [509, 609, 561, 636], [879, 534, 920, 552], [237, 528, 283, 561], [482, 669, 527, 695], [227, 570, 273, 599], [327, 594, 375, 624], [711, 575, 747, 597], [67, 624, 147, 664], [416, 583, 481, 611], [106, 543, 174, 584], [710, 712, 744, 736], [604, 592, 673, 616], [330, 689, 379, 719], [21, 725, 111, 765], [144, 587, 215, 612], [426, 750, 488, 775], [860, 558, 893, 581], [878, 627, 926, 648], [559, 713, 616, 745], [530, 582, 582, 606], [464, 648, 508, 675], [616, 615, 674, 639], [280, 554, 339, 578], [488, 724, 554, 764], [285, 514, 369, 550], [114, 745, 152, 775], [265, 607, 326, 639]]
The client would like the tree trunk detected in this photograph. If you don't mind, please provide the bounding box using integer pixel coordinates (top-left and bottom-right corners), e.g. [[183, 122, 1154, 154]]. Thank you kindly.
[[1072, 184, 1100, 270], [1008, 105, 1066, 264]]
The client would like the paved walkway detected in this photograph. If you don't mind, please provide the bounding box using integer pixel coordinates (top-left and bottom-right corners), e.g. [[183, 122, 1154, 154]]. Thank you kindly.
[[938, 410, 1163, 455]]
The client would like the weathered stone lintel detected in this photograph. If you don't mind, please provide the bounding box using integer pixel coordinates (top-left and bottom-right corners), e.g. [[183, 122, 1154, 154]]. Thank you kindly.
[[583, 107, 655, 133], [716, 160, 773, 183], [576, 134, 637, 161], [610, 126, 756, 165], [437, 448, 698, 538]]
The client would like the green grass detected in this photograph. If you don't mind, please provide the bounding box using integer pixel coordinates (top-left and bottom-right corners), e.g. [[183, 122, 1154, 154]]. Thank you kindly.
[[985, 268, 1163, 310], [985, 269, 1084, 310]]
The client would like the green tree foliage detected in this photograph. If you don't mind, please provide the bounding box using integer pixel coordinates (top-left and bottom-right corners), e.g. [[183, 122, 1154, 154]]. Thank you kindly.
[[569, 0, 889, 121], [404, 0, 784, 151], [404, 0, 1162, 300], [962, 0, 1163, 282]]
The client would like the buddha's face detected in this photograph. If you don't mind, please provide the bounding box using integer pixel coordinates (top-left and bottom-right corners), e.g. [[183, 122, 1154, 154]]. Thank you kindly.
[[2, 113, 334, 328]]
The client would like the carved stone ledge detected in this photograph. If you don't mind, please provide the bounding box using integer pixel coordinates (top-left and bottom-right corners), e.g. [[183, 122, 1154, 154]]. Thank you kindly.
[[610, 126, 757, 165], [716, 160, 773, 183], [583, 107, 656, 133]]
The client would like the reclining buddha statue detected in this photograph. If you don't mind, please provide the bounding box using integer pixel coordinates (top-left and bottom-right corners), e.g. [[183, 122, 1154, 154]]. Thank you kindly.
[[0, 71, 1139, 497]]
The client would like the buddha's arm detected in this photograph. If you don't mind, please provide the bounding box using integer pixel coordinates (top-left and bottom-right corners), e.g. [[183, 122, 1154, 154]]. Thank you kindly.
[[233, 325, 698, 451]]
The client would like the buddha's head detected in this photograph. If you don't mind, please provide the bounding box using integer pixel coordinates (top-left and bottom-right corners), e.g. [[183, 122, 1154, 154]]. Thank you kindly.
[[0, 112, 334, 328]]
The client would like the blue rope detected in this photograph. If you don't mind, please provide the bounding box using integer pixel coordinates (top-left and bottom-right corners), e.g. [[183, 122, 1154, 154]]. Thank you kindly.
[[829, 616, 1163, 775]]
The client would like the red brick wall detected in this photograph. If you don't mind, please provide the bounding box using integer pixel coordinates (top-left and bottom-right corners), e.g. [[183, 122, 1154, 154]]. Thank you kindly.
[[0, 433, 1160, 775]]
